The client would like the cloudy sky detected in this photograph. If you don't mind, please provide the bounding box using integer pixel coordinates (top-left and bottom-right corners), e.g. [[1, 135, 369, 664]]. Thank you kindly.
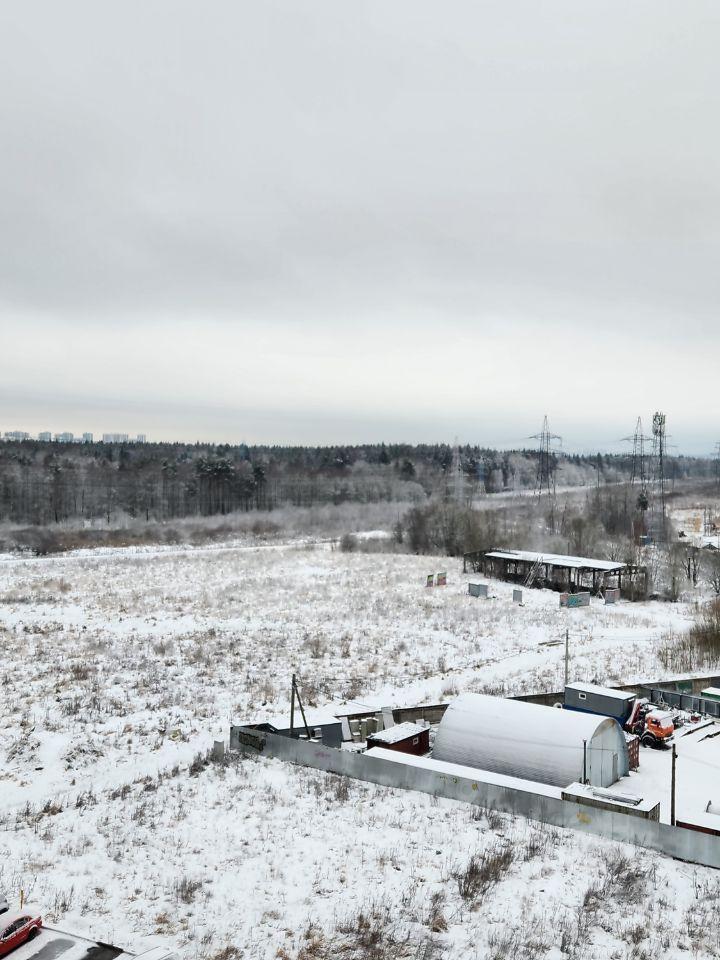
[[1, 2, 719, 452]]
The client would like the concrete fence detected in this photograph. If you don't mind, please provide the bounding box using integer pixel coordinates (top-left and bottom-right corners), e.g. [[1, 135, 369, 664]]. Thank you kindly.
[[230, 724, 720, 870]]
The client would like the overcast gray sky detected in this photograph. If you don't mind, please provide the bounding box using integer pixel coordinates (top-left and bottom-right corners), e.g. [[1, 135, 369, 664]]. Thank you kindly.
[[1, 2, 719, 452]]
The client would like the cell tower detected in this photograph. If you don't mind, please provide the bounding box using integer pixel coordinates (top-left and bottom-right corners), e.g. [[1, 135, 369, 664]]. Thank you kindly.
[[650, 411, 668, 541], [530, 416, 562, 500]]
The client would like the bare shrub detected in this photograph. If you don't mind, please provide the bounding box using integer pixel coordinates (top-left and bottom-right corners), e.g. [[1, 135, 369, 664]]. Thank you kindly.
[[658, 598, 720, 672], [173, 876, 202, 904], [340, 533, 358, 552], [456, 843, 513, 902], [425, 891, 447, 933], [334, 777, 350, 802]]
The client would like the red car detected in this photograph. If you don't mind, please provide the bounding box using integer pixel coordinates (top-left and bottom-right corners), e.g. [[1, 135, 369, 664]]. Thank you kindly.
[[0, 909, 42, 956]]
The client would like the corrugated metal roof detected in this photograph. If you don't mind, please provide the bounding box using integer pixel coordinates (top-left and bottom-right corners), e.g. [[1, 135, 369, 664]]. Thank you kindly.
[[485, 549, 625, 572], [432, 693, 629, 788]]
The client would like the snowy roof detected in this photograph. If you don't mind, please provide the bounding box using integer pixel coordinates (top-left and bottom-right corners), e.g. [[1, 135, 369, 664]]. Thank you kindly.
[[566, 682, 636, 702], [646, 710, 673, 723], [236, 708, 341, 730], [701, 688, 720, 697], [367, 722, 427, 745], [365, 747, 562, 799], [433, 693, 629, 788], [485, 549, 625, 572], [562, 782, 660, 813]]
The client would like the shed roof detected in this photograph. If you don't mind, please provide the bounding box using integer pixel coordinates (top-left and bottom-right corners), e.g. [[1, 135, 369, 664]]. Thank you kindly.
[[566, 682, 636, 702], [367, 721, 426, 745], [485, 549, 625, 572]]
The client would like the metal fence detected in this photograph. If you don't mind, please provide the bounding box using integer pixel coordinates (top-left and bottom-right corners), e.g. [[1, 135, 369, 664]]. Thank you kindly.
[[230, 725, 720, 871], [638, 687, 720, 717]]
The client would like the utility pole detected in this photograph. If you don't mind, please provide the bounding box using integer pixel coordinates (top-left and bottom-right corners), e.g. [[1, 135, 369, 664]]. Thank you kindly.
[[583, 739, 587, 785], [290, 672, 296, 736], [564, 629, 569, 686], [671, 743, 677, 827], [289, 673, 311, 740]]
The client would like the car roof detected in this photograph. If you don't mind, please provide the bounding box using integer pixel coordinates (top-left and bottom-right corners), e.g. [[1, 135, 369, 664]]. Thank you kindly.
[[0, 908, 41, 926]]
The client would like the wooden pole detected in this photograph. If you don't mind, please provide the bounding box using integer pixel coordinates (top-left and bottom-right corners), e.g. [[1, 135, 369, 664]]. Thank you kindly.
[[293, 675, 312, 740], [583, 739, 587, 784], [565, 629, 569, 687], [671, 743, 677, 826], [290, 673, 295, 737]]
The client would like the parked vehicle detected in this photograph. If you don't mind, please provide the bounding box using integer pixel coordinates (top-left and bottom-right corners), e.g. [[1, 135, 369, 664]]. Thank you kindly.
[[0, 896, 7, 916], [627, 703, 675, 749], [565, 682, 675, 750], [0, 908, 42, 956]]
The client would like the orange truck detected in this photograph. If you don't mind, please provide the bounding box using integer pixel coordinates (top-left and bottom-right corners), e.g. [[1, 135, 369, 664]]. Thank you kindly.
[[565, 682, 675, 749]]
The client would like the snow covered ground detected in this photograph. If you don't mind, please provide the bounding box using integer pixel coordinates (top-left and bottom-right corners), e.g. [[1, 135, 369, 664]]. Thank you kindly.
[[1, 538, 718, 959]]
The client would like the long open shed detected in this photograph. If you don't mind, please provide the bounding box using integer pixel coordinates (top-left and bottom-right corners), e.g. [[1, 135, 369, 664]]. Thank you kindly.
[[465, 547, 647, 596]]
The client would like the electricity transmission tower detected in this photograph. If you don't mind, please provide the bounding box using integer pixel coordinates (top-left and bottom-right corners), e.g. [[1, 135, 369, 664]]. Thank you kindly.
[[621, 416, 652, 536], [530, 416, 561, 498], [529, 416, 561, 526]]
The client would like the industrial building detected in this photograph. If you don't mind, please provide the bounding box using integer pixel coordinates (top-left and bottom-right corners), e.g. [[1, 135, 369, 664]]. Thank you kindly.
[[432, 693, 629, 788]]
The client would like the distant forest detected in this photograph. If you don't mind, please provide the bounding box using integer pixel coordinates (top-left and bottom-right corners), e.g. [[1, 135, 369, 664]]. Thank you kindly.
[[0, 438, 715, 526]]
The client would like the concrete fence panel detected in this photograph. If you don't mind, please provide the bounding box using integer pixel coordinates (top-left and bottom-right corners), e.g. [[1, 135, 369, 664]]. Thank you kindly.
[[230, 726, 720, 870]]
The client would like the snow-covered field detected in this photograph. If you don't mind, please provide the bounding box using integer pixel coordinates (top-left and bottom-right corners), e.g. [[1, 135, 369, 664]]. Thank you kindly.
[[1, 538, 718, 959]]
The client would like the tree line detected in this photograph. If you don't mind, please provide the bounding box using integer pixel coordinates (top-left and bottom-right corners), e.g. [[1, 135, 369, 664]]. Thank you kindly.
[[0, 438, 714, 527]]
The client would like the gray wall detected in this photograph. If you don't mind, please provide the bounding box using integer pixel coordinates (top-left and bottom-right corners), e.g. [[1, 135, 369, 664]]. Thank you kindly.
[[230, 725, 720, 871]]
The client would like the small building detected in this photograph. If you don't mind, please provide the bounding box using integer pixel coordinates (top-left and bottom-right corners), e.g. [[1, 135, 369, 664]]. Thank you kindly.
[[432, 693, 629, 788], [232, 708, 343, 748], [565, 682, 636, 724], [366, 721, 430, 756]]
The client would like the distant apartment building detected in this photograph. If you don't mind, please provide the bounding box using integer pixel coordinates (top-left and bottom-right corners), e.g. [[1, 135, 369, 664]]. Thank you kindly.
[[135, 434, 147, 443], [54, 432, 74, 442], [82, 433, 94, 443], [102, 433, 129, 443], [38, 431, 52, 442], [4, 430, 30, 441]]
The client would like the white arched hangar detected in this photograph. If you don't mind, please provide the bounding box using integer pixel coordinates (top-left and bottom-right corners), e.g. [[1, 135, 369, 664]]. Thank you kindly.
[[432, 693, 629, 788]]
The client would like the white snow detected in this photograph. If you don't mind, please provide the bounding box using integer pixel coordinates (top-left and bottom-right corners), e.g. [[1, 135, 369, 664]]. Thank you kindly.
[[1, 537, 719, 958]]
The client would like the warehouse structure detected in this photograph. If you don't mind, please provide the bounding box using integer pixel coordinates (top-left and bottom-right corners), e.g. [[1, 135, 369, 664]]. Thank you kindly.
[[432, 693, 630, 788]]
